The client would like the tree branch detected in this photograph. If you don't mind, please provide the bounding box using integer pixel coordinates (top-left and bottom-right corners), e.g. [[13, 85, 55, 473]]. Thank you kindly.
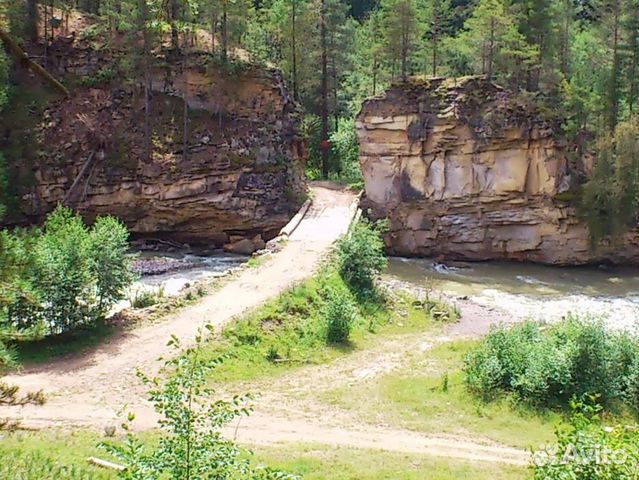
[[0, 27, 70, 98]]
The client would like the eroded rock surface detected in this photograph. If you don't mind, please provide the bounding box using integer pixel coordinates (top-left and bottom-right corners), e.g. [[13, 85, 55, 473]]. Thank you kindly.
[[9, 44, 306, 249], [357, 77, 638, 265]]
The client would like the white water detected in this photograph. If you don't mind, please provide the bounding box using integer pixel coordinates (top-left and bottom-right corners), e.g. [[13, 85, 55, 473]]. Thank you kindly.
[[388, 258, 639, 330], [134, 252, 247, 296]]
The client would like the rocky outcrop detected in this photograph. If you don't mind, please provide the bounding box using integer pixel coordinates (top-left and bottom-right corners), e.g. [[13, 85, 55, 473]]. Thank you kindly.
[[357, 76, 639, 265], [7, 44, 306, 250]]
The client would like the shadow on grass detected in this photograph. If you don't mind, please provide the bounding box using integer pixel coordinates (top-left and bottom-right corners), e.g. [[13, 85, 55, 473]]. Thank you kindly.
[[10, 321, 118, 368]]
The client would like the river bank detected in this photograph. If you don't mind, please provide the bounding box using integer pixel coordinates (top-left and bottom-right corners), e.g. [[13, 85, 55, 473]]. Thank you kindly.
[[387, 257, 639, 331]]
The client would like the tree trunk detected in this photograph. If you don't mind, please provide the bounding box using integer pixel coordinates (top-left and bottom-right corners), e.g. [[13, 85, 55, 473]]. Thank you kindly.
[[221, 0, 228, 63], [26, 0, 39, 41], [372, 57, 378, 96], [320, 0, 329, 179], [432, 35, 438, 77], [608, 1, 620, 131], [140, 0, 152, 163], [291, 0, 298, 100], [170, 0, 179, 51], [211, 7, 217, 53], [0, 28, 70, 97]]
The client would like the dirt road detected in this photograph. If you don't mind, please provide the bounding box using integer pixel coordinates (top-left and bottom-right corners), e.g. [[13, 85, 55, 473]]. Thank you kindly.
[[2, 184, 357, 427], [2, 183, 530, 467]]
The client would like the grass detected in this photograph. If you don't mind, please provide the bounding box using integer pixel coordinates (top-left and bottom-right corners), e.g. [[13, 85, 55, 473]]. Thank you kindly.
[[252, 443, 530, 480], [320, 340, 562, 450], [12, 321, 116, 367], [0, 430, 117, 479], [0, 430, 529, 480], [200, 266, 455, 384]]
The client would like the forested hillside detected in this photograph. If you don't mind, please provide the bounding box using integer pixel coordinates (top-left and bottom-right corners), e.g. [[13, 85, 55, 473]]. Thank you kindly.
[[2, 0, 638, 239]]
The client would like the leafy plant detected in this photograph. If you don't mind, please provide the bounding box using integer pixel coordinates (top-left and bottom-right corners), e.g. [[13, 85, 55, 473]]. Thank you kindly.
[[1, 206, 134, 340], [102, 331, 297, 480], [323, 287, 359, 344], [464, 317, 639, 411], [336, 219, 388, 296], [533, 397, 639, 479], [129, 287, 165, 309], [581, 116, 639, 244]]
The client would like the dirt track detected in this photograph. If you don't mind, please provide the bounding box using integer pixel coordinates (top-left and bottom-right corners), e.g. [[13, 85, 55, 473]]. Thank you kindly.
[[2, 183, 530, 467]]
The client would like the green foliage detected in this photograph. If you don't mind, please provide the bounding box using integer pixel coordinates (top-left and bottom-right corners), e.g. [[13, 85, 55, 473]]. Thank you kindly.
[[1, 206, 134, 345], [218, 267, 360, 373], [581, 116, 639, 242], [337, 219, 388, 296], [0, 49, 9, 112], [464, 318, 639, 411], [199, 261, 448, 384], [79, 66, 117, 88], [328, 118, 363, 188], [451, 0, 537, 85], [129, 288, 164, 309], [102, 332, 297, 480], [533, 399, 639, 479], [323, 286, 359, 343]]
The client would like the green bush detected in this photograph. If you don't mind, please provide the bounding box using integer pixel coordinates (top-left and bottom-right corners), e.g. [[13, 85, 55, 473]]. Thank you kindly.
[[533, 398, 639, 479], [2, 206, 134, 338], [102, 333, 297, 480], [323, 287, 359, 344], [337, 219, 388, 295], [464, 318, 639, 410]]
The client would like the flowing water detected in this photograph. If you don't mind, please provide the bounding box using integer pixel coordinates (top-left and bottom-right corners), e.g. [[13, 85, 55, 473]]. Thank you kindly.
[[133, 251, 247, 295], [116, 251, 247, 312], [387, 258, 639, 329]]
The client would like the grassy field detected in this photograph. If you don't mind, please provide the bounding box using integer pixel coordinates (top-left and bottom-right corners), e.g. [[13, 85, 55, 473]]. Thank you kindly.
[[0, 264, 561, 479], [199, 266, 457, 385], [0, 430, 529, 480], [320, 339, 562, 450], [0, 430, 116, 479], [253, 443, 530, 480]]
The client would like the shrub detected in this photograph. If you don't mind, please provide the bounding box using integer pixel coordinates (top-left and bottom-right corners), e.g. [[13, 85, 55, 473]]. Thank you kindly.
[[533, 398, 639, 479], [90, 216, 135, 314], [329, 118, 363, 186], [337, 219, 387, 295], [464, 317, 639, 410], [102, 332, 297, 480], [323, 287, 359, 344], [2, 206, 134, 337], [580, 116, 639, 243]]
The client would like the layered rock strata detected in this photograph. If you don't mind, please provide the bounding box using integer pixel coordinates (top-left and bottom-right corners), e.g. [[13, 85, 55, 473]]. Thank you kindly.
[[9, 44, 306, 249], [357, 77, 638, 264]]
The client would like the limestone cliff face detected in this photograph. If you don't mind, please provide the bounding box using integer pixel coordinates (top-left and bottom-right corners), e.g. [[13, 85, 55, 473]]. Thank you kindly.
[[12, 45, 306, 248], [357, 77, 638, 265]]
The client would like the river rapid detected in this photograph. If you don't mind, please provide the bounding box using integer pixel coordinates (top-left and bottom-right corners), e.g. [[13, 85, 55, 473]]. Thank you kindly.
[[387, 258, 639, 330]]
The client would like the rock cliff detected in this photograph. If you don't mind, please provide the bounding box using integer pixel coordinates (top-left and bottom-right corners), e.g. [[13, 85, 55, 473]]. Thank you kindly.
[[357, 77, 638, 265], [6, 42, 306, 250]]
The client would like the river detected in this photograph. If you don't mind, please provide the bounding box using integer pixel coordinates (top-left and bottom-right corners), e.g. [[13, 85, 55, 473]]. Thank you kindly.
[[125, 250, 639, 330], [387, 258, 639, 330], [127, 250, 247, 299]]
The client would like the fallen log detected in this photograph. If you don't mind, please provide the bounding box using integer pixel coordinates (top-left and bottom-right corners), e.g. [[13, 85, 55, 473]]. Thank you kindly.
[[0, 27, 70, 98], [62, 150, 96, 206], [87, 457, 126, 472]]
